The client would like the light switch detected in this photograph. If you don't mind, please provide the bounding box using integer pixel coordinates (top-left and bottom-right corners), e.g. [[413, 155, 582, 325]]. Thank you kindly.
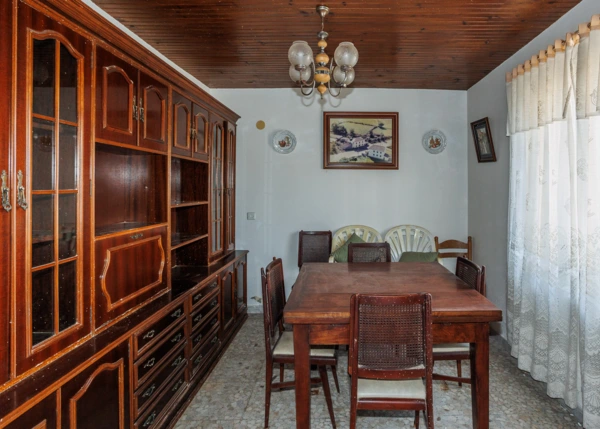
[[247, 212, 256, 220]]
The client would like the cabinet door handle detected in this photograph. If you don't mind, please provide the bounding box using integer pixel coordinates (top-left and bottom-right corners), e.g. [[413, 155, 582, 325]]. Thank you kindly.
[[133, 95, 138, 121], [142, 329, 155, 340], [1, 170, 11, 212], [143, 411, 156, 428], [139, 97, 145, 122], [172, 379, 184, 392], [143, 357, 155, 369], [171, 355, 184, 367], [142, 384, 156, 398], [170, 333, 183, 344], [171, 309, 183, 318], [16, 170, 27, 210]]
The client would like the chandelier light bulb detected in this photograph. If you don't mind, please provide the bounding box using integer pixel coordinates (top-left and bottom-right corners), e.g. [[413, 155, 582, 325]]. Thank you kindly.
[[289, 65, 311, 83], [334, 42, 359, 68], [288, 41, 314, 67], [333, 66, 355, 86]]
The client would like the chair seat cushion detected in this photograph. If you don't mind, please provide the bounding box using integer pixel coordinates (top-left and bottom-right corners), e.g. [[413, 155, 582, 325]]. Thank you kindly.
[[399, 251, 439, 262], [357, 378, 426, 400], [433, 343, 470, 353], [273, 331, 336, 358], [332, 233, 365, 263]]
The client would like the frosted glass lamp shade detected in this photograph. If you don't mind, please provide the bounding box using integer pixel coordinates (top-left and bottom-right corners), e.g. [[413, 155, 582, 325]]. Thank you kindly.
[[334, 42, 358, 67], [288, 41, 314, 67], [333, 66, 355, 86], [289, 65, 311, 83]]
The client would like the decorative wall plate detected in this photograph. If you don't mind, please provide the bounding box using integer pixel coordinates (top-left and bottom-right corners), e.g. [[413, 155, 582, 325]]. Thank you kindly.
[[272, 130, 297, 154], [422, 129, 447, 154]]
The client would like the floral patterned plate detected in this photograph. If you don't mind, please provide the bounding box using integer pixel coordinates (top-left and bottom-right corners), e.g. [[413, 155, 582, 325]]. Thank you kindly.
[[272, 130, 297, 154], [422, 129, 447, 154]]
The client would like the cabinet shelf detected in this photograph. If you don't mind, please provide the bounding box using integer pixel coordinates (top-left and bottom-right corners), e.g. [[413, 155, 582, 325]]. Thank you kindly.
[[95, 221, 165, 238], [171, 233, 208, 250], [171, 200, 208, 209]]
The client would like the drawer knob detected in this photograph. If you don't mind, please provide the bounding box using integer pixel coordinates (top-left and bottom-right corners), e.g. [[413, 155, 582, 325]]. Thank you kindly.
[[172, 379, 184, 392], [193, 314, 203, 324], [130, 232, 144, 240], [194, 355, 203, 365], [211, 318, 218, 326], [142, 384, 156, 398], [171, 356, 184, 367], [194, 334, 202, 344], [143, 411, 157, 428], [193, 292, 203, 302], [211, 336, 219, 344], [143, 357, 156, 369], [142, 330, 155, 340], [171, 333, 183, 344], [210, 282, 217, 289], [171, 309, 183, 318], [210, 300, 217, 307]]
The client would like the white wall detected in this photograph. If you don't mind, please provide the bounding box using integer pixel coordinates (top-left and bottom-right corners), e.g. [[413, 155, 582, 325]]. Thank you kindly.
[[467, 0, 600, 338], [212, 88, 468, 311]]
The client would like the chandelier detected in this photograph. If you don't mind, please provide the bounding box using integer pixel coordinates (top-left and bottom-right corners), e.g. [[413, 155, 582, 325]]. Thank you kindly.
[[288, 5, 358, 99]]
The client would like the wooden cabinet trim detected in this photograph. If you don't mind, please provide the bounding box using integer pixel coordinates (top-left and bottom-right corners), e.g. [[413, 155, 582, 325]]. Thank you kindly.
[[99, 235, 166, 312]]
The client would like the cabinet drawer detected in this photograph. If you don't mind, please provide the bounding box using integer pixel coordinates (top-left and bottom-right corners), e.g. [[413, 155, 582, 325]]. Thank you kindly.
[[191, 276, 219, 309], [191, 313, 219, 352], [191, 293, 219, 331], [95, 225, 168, 327], [135, 367, 187, 429], [134, 342, 186, 419], [135, 323, 185, 387], [134, 302, 185, 358], [191, 330, 220, 379]]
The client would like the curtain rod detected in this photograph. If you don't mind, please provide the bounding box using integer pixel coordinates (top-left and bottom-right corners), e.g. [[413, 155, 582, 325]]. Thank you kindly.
[[506, 15, 598, 83]]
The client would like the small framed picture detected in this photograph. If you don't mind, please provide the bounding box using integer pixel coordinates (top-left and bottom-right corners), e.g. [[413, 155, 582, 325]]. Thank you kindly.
[[470, 117, 496, 163], [323, 112, 399, 170]]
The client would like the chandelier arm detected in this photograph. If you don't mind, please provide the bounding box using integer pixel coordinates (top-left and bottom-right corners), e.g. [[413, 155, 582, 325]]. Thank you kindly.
[[300, 80, 315, 96], [327, 80, 343, 98]]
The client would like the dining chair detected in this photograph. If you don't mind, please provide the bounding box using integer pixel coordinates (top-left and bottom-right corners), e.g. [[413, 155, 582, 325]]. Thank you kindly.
[[349, 293, 434, 429], [261, 257, 339, 428], [384, 225, 436, 262], [348, 242, 391, 263], [434, 236, 473, 263], [329, 225, 383, 262], [432, 256, 485, 386], [298, 230, 332, 268]]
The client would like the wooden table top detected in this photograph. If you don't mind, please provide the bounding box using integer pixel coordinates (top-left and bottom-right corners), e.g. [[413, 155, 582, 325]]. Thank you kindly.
[[284, 262, 503, 325]]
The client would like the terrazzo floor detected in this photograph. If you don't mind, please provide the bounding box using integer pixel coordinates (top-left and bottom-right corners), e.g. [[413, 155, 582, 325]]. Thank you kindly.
[[173, 315, 582, 429]]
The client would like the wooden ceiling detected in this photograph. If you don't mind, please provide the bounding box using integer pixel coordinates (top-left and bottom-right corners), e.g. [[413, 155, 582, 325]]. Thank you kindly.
[[91, 0, 581, 90]]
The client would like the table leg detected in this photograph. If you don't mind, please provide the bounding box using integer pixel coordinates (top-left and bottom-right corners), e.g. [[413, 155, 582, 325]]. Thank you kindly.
[[293, 324, 311, 429], [470, 324, 490, 429]]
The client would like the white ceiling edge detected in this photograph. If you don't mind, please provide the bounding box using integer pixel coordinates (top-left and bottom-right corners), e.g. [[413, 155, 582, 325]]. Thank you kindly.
[[82, 0, 212, 94]]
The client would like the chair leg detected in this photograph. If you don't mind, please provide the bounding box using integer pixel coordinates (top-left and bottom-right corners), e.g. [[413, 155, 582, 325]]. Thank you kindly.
[[318, 366, 336, 429], [426, 399, 434, 429], [279, 363, 284, 382], [414, 410, 420, 428], [331, 365, 340, 393], [456, 360, 462, 388], [265, 361, 273, 428], [349, 393, 357, 429]]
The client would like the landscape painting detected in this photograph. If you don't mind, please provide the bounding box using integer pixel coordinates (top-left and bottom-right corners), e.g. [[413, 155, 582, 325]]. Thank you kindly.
[[323, 112, 398, 170]]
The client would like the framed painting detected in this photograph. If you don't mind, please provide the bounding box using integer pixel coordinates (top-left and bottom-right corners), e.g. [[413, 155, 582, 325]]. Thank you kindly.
[[323, 112, 399, 169], [470, 117, 496, 162]]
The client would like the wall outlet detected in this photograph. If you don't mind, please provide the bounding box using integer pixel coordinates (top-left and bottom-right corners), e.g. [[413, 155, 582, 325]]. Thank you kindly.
[[247, 212, 256, 220]]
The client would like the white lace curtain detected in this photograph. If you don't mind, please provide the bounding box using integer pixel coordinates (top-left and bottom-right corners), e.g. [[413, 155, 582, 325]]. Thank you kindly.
[[506, 16, 600, 429]]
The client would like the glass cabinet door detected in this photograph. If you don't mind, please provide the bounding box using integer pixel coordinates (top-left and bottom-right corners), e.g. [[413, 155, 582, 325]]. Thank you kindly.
[[210, 120, 224, 256], [14, 6, 91, 374], [30, 37, 82, 346], [225, 126, 235, 252]]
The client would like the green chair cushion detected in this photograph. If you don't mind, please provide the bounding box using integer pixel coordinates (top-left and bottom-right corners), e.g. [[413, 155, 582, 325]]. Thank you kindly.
[[332, 233, 365, 263], [399, 251, 439, 263]]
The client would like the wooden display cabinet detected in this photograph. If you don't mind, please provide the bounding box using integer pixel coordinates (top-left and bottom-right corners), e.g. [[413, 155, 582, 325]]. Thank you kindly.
[[13, 2, 93, 375]]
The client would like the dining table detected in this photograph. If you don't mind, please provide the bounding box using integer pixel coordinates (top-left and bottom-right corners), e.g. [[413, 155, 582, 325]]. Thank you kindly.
[[283, 261, 503, 429]]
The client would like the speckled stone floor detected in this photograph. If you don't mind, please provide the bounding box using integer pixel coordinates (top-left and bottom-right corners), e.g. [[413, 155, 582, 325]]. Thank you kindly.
[[173, 315, 582, 429]]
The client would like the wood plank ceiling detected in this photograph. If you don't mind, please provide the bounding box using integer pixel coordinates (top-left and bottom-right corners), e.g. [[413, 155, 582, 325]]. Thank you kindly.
[[91, 0, 581, 90]]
